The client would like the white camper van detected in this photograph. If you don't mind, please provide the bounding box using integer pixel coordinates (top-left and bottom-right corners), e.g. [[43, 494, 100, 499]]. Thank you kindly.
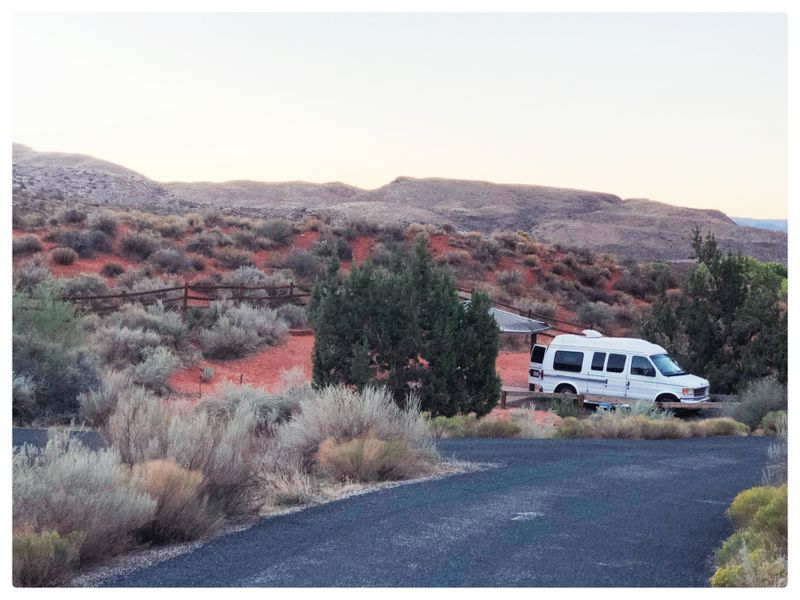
[[529, 331, 710, 403]]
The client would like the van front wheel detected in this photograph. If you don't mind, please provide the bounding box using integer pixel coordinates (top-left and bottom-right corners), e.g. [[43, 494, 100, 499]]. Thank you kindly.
[[555, 384, 577, 395], [656, 394, 679, 405]]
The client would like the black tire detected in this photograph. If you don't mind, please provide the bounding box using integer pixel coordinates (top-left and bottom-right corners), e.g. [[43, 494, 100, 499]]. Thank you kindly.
[[555, 384, 577, 395], [656, 394, 679, 404]]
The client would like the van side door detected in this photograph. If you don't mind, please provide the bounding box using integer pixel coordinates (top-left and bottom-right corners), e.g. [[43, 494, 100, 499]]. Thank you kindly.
[[604, 353, 628, 398], [627, 355, 657, 401], [586, 351, 607, 396]]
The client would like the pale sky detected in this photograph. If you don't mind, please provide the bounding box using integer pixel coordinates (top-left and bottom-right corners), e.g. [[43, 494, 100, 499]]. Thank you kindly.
[[13, 13, 787, 218]]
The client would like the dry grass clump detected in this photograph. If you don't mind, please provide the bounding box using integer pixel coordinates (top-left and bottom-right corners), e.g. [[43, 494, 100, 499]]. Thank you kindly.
[[509, 409, 560, 439], [13, 234, 44, 256], [12, 529, 84, 587], [13, 432, 156, 564], [131, 459, 216, 543], [726, 377, 787, 431], [277, 385, 435, 469], [86, 210, 119, 236], [49, 247, 78, 265], [688, 417, 749, 438], [315, 435, 434, 483], [78, 369, 134, 427]]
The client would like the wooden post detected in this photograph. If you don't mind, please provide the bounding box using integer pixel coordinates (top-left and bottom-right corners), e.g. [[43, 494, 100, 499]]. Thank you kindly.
[[500, 391, 507, 409], [182, 282, 189, 312], [121, 290, 127, 309], [238, 284, 244, 306], [289, 281, 294, 299], [576, 394, 585, 413]]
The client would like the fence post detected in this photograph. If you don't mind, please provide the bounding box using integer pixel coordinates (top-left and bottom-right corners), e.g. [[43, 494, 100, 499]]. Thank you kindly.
[[500, 391, 507, 409], [121, 290, 127, 309], [289, 281, 294, 299], [182, 282, 189, 312], [238, 284, 244, 306]]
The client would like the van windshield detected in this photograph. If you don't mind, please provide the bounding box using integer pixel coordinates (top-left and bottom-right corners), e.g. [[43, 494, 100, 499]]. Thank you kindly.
[[650, 354, 686, 377]]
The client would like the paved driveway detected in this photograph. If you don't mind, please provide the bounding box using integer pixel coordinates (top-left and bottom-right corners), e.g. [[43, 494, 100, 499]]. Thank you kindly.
[[98, 436, 770, 587]]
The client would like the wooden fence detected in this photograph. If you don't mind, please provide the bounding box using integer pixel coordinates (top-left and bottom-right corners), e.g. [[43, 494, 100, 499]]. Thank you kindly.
[[65, 281, 311, 313]]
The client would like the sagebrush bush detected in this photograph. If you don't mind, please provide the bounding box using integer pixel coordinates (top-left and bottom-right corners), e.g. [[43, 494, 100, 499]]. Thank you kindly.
[[155, 217, 188, 239], [495, 269, 525, 293], [429, 413, 479, 438], [312, 234, 352, 261], [276, 250, 322, 279], [131, 459, 215, 543], [120, 231, 161, 260], [12, 529, 84, 587], [277, 386, 435, 468], [87, 210, 119, 236], [106, 386, 170, 465], [199, 302, 288, 359], [57, 273, 109, 300], [56, 206, 87, 224], [201, 367, 214, 383], [132, 346, 179, 390], [148, 247, 192, 273], [215, 247, 253, 269], [14, 256, 52, 292], [276, 303, 308, 328], [79, 370, 134, 427], [727, 377, 787, 430], [199, 382, 304, 435], [92, 324, 162, 366], [549, 395, 582, 418], [256, 219, 294, 245], [315, 435, 433, 482], [49, 247, 78, 265], [111, 301, 187, 347], [13, 234, 44, 256], [576, 301, 614, 331], [262, 461, 318, 507], [13, 432, 156, 564], [185, 232, 218, 256]]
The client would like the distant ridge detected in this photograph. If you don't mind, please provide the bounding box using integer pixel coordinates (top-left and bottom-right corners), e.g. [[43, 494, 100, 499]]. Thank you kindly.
[[731, 217, 787, 234], [12, 143, 787, 263]]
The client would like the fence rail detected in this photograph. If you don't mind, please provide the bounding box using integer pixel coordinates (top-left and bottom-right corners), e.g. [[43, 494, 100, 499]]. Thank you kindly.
[[64, 281, 310, 312]]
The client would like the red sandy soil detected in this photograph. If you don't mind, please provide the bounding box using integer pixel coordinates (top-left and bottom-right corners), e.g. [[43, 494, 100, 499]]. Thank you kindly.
[[496, 350, 530, 388], [351, 236, 376, 263], [171, 333, 532, 398], [293, 230, 320, 250], [427, 234, 451, 256], [169, 332, 315, 395]]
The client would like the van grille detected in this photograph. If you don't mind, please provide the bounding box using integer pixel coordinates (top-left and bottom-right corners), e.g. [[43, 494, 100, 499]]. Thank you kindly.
[[694, 387, 708, 398]]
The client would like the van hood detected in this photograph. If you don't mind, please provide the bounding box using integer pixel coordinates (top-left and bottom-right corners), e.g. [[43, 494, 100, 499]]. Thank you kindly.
[[667, 373, 709, 389]]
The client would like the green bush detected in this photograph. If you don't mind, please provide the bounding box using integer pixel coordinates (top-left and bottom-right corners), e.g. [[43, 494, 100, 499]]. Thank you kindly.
[[276, 303, 308, 328], [277, 249, 322, 279], [87, 210, 119, 236], [688, 417, 749, 438], [549, 395, 581, 418], [13, 529, 84, 587], [199, 302, 288, 359], [711, 484, 787, 587], [148, 247, 192, 273], [132, 346, 179, 391], [14, 256, 52, 292], [56, 206, 87, 224]]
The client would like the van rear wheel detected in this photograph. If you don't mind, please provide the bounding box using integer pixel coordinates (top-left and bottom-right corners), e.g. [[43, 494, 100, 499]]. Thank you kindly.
[[555, 384, 577, 395]]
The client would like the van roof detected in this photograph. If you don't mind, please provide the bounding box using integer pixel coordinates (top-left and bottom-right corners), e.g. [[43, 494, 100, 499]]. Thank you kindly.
[[550, 334, 667, 355]]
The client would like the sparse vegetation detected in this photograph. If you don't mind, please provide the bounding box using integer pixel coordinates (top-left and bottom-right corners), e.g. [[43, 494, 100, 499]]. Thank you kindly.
[[13, 234, 44, 256], [49, 246, 78, 265], [120, 231, 161, 260]]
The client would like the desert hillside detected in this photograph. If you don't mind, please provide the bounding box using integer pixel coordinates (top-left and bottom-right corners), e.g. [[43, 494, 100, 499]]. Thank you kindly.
[[13, 143, 786, 263]]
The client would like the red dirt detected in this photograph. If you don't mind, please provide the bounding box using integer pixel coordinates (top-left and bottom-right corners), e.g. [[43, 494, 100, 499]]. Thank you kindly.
[[496, 350, 530, 388], [292, 230, 320, 250], [351, 236, 376, 263], [427, 234, 451, 256], [168, 333, 315, 395]]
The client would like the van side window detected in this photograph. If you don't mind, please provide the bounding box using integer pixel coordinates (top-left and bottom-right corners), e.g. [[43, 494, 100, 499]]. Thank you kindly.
[[606, 353, 626, 373], [530, 345, 546, 364], [553, 350, 584, 373], [631, 356, 656, 377], [591, 352, 606, 371]]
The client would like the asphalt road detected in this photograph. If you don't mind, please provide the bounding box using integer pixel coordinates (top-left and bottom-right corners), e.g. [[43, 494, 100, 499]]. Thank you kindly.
[[96, 436, 770, 587]]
